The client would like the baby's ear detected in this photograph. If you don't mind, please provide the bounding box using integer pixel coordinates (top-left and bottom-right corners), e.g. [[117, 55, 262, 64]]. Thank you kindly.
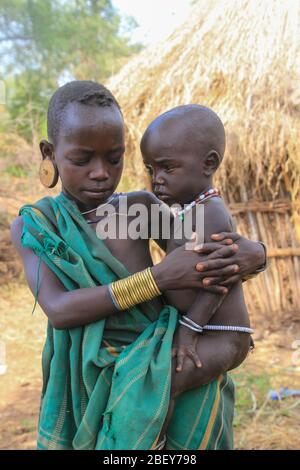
[[203, 150, 221, 176], [40, 140, 55, 160]]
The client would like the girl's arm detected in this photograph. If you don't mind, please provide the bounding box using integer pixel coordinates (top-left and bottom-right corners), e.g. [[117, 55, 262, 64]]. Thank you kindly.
[[11, 216, 118, 330], [11, 216, 240, 330]]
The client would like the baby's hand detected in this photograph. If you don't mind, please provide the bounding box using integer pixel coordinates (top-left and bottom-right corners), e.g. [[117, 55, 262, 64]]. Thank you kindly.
[[172, 324, 202, 373]]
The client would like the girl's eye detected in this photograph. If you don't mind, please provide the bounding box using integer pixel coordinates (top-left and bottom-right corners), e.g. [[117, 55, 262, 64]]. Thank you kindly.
[[109, 152, 124, 165], [110, 158, 121, 165], [164, 167, 174, 173], [73, 160, 88, 166]]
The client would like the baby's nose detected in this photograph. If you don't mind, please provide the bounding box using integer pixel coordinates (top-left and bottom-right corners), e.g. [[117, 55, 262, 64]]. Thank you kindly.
[[153, 175, 165, 186]]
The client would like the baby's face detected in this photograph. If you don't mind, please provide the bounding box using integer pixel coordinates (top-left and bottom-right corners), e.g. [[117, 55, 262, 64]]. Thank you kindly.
[[141, 118, 209, 206], [48, 103, 125, 210]]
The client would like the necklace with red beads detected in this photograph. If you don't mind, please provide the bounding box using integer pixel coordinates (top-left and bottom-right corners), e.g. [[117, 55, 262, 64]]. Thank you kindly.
[[173, 187, 221, 220]]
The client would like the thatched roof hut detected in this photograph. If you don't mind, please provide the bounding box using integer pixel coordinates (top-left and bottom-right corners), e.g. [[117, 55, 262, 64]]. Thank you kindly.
[[108, 0, 300, 322]]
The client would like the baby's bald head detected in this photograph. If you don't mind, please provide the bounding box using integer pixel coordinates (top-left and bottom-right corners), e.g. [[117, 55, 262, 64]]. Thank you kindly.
[[141, 104, 226, 162], [141, 105, 226, 205]]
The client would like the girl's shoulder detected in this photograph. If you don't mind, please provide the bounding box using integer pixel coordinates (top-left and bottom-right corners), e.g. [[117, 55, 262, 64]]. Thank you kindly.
[[11, 195, 56, 251]]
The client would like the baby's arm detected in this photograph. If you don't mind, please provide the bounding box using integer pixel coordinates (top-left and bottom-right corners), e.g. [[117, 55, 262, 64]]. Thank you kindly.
[[172, 200, 241, 371]]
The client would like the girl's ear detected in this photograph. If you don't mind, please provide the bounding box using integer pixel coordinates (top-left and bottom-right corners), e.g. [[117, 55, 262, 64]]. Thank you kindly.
[[40, 140, 55, 160], [203, 150, 221, 176]]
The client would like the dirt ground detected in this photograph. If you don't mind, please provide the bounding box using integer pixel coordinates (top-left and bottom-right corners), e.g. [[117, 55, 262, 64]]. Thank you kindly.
[[0, 284, 47, 450], [0, 281, 300, 450]]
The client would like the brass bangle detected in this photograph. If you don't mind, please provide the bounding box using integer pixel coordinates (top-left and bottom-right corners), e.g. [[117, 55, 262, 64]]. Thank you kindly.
[[109, 268, 162, 311], [148, 268, 161, 296]]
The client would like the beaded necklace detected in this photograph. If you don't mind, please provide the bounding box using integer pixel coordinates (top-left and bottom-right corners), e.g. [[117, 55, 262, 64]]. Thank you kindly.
[[81, 193, 123, 225], [173, 187, 221, 221], [80, 192, 119, 216]]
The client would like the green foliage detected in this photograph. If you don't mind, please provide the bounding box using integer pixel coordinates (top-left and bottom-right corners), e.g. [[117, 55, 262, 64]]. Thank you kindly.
[[5, 164, 29, 177], [0, 0, 142, 140]]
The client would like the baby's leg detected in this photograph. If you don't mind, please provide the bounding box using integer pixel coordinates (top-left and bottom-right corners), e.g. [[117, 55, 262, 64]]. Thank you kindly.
[[170, 331, 252, 400], [158, 283, 251, 444], [170, 280, 252, 396], [157, 332, 249, 445]]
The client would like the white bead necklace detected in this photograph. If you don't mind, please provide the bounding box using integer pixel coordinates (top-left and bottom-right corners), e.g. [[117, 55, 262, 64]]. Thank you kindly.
[[80, 193, 118, 215], [173, 188, 221, 220]]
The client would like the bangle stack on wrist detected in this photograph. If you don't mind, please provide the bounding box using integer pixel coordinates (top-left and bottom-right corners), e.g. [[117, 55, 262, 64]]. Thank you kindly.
[[108, 267, 161, 311], [179, 316, 204, 332]]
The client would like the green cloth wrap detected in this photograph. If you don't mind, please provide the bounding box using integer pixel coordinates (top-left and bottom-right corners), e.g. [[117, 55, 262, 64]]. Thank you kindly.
[[20, 192, 234, 450]]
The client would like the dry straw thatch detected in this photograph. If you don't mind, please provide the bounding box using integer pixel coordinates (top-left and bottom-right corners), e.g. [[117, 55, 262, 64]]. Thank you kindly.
[[108, 0, 300, 320]]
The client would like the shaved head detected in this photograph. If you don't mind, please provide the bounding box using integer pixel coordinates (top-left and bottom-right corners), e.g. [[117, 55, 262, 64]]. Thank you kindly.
[[141, 104, 226, 205], [141, 104, 226, 160]]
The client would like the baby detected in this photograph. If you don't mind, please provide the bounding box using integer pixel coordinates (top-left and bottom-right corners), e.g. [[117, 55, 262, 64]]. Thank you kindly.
[[141, 104, 254, 440]]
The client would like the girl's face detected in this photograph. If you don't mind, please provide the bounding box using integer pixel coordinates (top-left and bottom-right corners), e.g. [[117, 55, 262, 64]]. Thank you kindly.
[[41, 102, 125, 211]]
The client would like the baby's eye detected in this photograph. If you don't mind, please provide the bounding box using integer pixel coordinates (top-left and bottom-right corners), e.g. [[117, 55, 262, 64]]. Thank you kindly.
[[164, 166, 174, 173], [145, 165, 154, 176]]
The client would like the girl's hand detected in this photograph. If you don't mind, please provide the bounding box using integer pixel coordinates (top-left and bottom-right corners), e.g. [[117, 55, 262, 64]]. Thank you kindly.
[[194, 232, 266, 288], [152, 240, 239, 294]]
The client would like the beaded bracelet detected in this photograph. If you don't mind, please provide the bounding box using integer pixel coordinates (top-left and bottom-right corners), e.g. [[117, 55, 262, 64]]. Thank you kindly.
[[179, 315, 254, 334]]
